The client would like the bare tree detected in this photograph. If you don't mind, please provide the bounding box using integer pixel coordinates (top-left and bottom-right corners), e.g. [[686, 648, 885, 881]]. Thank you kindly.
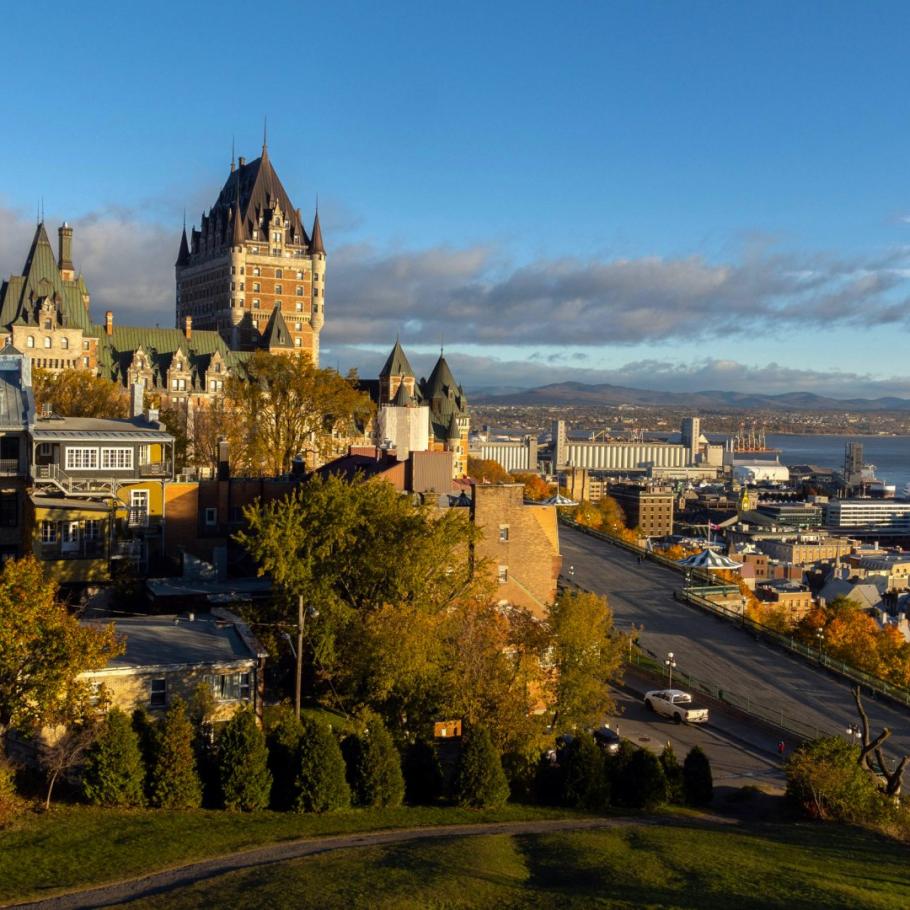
[[39, 726, 96, 810], [852, 686, 909, 797]]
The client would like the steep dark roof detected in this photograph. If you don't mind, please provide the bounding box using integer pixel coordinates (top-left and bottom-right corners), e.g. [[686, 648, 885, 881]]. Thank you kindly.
[[261, 305, 294, 349], [311, 209, 325, 254], [393, 381, 413, 406], [379, 340, 414, 378], [210, 153, 309, 247], [424, 354, 459, 400], [447, 411, 460, 439], [420, 353, 468, 443], [175, 227, 190, 267]]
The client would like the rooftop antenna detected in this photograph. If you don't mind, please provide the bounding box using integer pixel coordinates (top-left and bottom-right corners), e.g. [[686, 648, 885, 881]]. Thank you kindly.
[[440, 333, 444, 356], [262, 116, 268, 154], [230, 136, 236, 173]]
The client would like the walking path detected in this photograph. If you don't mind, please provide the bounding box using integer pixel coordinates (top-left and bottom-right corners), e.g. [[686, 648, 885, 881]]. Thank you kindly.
[[6, 814, 734, 910]]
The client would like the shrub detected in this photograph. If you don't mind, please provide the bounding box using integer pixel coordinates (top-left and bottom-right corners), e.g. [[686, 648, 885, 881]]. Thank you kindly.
[[613, 747, 668, 809], [453, 727, 510, 809], [683, 746, 714, 807], [148, 698, 202, 809], [82, 708, 146, 807], [659, 743, 684, 804], [560, 735, 609, 810], [343, 718, 404, 809], [294, 717, 350, 813], [218, 708, 272, 811], [0, 756, 23, 827], [786, 737, 882, 823], [402, 739, 443, 805], [267, 708, 304, 810]]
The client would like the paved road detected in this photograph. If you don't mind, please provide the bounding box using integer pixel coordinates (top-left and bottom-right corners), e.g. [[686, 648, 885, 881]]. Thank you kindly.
[[7, 816, 728, 910], [609, 684, 784, 791], [561, 526, 910, 757]]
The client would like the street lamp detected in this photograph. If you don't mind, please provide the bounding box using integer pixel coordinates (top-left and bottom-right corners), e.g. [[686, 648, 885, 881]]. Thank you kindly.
[[846, 723, 862, 745], [568, 565, 575, 578], [816, 628, 825, 660], [665, 651, 677, 687]]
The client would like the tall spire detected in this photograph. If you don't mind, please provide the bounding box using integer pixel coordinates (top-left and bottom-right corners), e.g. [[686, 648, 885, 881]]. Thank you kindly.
[[261, 116, 268, 161], [176, 214, 190, 267], [310, 206, 325, 254], [231, 172, 245, 245]]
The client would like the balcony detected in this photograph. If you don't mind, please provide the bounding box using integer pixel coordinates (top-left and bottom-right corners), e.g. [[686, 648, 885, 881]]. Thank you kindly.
[[39, 540, 106, 561], [138, 462, 172, 478], [0, 459, 21, 476]]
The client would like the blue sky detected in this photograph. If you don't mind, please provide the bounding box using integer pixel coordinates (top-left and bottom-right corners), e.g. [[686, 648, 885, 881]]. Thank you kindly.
[[2, 1, 910, 396]]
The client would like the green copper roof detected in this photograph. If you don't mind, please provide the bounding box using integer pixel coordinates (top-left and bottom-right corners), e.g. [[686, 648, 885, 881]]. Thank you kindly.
[[379, 340, 414, 378]]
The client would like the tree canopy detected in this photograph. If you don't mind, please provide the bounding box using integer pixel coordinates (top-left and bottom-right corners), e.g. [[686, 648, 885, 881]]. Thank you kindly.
[[467, 457, 511, 484], [32, 368, 128, 419], [0, 557, 120, 733]]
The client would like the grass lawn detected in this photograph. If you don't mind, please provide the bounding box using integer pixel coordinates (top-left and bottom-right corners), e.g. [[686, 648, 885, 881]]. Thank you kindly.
[[113, 822, 910, 910], [0, 803, 579, 904]]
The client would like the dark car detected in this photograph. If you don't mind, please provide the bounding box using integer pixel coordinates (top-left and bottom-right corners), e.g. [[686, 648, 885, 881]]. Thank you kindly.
[[593, 725, 621, 755]]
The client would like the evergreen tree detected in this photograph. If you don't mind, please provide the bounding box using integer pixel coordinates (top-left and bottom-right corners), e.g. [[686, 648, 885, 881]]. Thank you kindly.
[[131, 708, 158, 802], [267, 708, 304, 810], [683, 746, 714, 807], [453, 727, 510, 809], [402, 739, 443, 805], [218, 708, 272, 811], [148, 699, 202, 809], [82, 708, 145, 807], [659, 743, 684, 804], [560, 735, 609, 810], [294, 718, 350, 813], [614, 747, 668, 809], [343, 718, 405, 808]]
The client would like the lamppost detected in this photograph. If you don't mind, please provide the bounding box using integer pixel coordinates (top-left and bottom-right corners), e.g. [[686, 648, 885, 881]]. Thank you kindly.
[[665, 651, 677, 687], [846, 723, 862, 745], [816, 628, 825, 661]]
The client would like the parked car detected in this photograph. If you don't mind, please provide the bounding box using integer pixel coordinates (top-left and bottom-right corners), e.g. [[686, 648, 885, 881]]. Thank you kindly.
[[644, 689, 709, 724], [593, 725, 622, 755]]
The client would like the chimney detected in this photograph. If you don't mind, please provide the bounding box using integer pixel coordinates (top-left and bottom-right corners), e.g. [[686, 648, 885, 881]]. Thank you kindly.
[[58, 223, 74, 278], [184, 315, 192, 340], [238, 156, 246, 167], [217, 437, 230, 481], [105, 311, 113, 336]]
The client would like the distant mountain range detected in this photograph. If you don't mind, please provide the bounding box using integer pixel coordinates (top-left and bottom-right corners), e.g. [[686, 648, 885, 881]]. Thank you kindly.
[[472, 381, 910, 412]]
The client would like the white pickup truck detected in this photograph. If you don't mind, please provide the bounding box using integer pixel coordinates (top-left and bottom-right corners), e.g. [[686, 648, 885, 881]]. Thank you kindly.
[[644, 689, 709, 724]]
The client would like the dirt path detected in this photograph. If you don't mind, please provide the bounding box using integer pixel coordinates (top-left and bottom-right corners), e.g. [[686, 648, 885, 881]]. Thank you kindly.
[[6, 814, 732, 910]]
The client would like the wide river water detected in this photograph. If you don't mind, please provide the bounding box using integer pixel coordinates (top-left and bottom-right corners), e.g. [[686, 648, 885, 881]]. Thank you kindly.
[[766, 434, 910, 489]]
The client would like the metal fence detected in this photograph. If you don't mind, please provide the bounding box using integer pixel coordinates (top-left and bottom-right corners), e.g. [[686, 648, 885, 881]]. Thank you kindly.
[[561, 516, 910, 711]]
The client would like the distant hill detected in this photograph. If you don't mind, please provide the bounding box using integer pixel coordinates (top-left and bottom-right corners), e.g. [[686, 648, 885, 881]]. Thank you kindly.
[[472, 381, 910, 412]]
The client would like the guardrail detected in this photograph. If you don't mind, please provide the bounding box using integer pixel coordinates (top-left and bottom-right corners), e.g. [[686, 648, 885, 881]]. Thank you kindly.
[[627, 644, 836, 742], [560, 515, 910, 711]]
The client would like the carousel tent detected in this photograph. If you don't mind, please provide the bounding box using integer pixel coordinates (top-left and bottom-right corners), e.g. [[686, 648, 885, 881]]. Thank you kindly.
[[677, 548, 743, 571]]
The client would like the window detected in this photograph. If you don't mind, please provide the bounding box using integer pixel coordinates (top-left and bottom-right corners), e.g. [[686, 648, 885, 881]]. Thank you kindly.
[[209, 379, 223, 391], [296, 286, 304, 296], [252, 298, 260, 309], [213, 672, 251, 701], [295, 301, 303, 312], [150, 678, 167, 708], [83, 356, 90, 367], [26, 336, 34, 348], [499, 525, 510, 542], [37, 442, 52, 457], [101, 447, 133, 470], [43, 336, 52, 348], [295, 322, 302, 331], [41, 520, 59, 543], [275, 268, 283, 278], [65, 447, 98, 470], [497, 565, 508, 584], [296, 270, 303, 280], [204, 507, 218, 526], [253, 282, 260, 292], [275, 284, 282, 295], [82, 340, 90, 351], [294, 338, 302, 348], [44, 319, 52, 330], [84, 519, 102, 541], [253, 266, 260, 276], [61, 337, 69, 349], [130, 490, 149, 527]]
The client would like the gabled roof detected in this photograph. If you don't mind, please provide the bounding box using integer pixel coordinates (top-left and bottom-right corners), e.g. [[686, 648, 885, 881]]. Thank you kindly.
[[380, 340, 414, 378], [262, 305, 294, 349]]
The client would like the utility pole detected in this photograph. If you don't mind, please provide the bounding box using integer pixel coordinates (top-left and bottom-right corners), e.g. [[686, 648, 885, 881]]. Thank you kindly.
[[295, 593, 304, 719]]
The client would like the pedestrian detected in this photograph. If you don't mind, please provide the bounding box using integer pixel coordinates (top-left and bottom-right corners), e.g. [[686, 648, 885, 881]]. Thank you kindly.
[[777, 740, 785, 756]]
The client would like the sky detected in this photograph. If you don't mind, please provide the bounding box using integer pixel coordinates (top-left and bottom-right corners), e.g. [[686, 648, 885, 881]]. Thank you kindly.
[[3, 1, 910, 397]]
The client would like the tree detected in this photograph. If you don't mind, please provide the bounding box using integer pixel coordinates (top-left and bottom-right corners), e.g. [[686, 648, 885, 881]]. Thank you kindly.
[[402, 739, 443, 805], [512, 472, 551, 501], [267, 708, 305, 810], [0, 557, 121, 739], [294, 717, 351, 813], [217, 708, 272, 811], [682, 746, 713, 806], [659, 743, 684, 804], [466, 457, 511, 484], [342, 716, 405, 808], [453, 727, 510, 809], [596, 495, 627, 534], [32, 368, 128, 418], [613, 748, 668, 809], [560, 734, 609, 810], [148, 699, 202, 809], [223, 351, 374, 476], [851, 686, 908, 797], [786, 737, 883, 823], [40, 725, 96, 809], [548, 590, 624, 731], [82, 708, 146, 807], [0, 756, 22, 826]]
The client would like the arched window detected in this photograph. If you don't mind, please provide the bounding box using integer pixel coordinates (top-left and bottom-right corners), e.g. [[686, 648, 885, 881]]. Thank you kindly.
[[61, 337, 69, 349], [27, 336, 35, 348], [43, 337, 52, 348]]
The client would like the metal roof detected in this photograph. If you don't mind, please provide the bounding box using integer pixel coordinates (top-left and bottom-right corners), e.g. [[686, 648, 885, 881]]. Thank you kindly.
[[32, 415, 174, 443]]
